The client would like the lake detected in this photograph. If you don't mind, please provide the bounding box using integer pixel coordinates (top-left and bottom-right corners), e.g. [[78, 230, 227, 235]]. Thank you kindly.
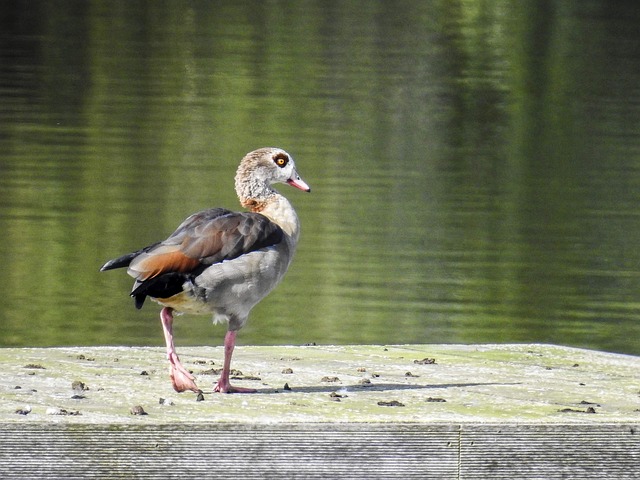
[[1, 1, 640, 355]]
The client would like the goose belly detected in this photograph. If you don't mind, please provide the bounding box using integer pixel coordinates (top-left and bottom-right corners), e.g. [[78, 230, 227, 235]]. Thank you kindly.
[[199, 247, 291, 312], [152, 292, 213, 315], [155, 245, 293, 319]]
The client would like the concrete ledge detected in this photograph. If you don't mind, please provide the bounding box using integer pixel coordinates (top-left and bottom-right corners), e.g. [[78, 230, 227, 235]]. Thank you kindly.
[[1, 344, 638, 478]]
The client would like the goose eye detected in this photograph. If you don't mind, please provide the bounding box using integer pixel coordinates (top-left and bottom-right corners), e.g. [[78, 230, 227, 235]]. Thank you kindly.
[[273, 153, 289, 168]]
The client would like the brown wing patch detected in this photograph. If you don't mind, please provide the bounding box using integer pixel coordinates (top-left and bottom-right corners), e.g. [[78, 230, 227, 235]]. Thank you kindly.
[[128, 246, 200, 281], [125, 210, 283, 285], [170, 212, 282, 266]]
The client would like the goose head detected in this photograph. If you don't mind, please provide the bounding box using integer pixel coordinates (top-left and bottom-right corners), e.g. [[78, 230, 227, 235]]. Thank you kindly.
[[235, 148, 311, 204]]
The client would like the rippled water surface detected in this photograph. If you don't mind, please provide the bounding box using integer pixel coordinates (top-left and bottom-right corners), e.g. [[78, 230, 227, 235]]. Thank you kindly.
[[1, 1, 640, 354]]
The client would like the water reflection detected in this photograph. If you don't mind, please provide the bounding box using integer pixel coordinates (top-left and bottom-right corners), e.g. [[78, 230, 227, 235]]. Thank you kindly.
[[1, 1, 639, 355]]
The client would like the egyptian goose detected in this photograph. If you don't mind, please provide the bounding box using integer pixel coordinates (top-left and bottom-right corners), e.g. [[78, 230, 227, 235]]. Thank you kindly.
[[101, 147, 310, 394]]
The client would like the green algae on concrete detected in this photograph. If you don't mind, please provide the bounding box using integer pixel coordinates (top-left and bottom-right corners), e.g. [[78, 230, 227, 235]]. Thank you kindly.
[[1, 344, 638, 424], [1, 344, 639, 479]]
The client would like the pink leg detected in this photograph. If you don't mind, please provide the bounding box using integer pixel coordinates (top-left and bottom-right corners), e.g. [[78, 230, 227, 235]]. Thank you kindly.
[[160, 307, 201, 393], [213, 330, 257, 394]]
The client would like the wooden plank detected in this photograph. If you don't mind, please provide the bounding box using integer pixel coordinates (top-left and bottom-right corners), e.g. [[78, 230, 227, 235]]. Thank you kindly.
[[0, 423, 460, 479], [460, 424, 640, 480], [0, 423, 638, 479]]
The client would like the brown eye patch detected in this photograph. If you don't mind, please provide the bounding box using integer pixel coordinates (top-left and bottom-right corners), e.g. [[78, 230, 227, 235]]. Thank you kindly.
[[273, 153, 289, 168]]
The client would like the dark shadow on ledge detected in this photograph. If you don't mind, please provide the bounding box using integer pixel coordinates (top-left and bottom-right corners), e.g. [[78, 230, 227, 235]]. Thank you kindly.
[[198, 382, 522, 395]]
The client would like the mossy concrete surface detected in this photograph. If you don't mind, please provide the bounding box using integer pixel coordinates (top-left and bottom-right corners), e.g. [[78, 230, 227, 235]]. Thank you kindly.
[[1, 343, 638, 424]]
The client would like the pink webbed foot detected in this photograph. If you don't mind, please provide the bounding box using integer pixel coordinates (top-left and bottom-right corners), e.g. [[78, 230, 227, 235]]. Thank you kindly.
[[211, 329, 257, 394], [168, 352, 201, 393], [160, 307, 201, 393], [213, 378, 257, 394]]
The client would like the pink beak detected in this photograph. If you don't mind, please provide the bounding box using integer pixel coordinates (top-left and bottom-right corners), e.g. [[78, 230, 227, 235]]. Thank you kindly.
[[287, 170, 311, 192]]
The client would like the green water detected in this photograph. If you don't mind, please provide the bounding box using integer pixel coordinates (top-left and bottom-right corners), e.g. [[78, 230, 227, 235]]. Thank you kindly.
[[1, 1, 640, 354]]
